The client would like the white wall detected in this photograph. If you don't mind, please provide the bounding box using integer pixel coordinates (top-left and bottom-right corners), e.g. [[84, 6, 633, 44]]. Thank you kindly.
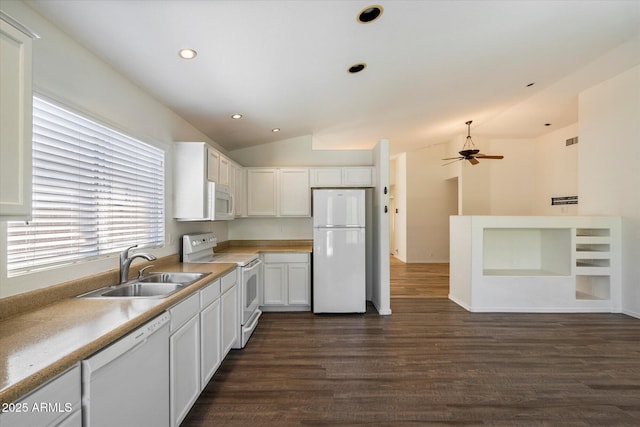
[[229, 218, 312, 240], [405, 144, 456, 262], [229, 135, 372, 167], [532, 124, 579, 215], [0, 2, 226, 297], [396, 125, 581, 264], [371, 140, 391, 315], [459, 136, 491, 215], [578, 65, 640, 318], [391, 154, 407, 261], [488, 138, 537, 215]]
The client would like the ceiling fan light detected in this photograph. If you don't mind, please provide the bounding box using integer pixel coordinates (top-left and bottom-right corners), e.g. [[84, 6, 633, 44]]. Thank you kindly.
[[442, 120, 504, 165]]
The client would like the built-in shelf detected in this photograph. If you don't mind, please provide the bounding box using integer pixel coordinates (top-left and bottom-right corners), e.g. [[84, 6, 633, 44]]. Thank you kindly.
[[449, 216, 621, 313], [576, 243, 610, 252], [483, 228, 571, 276], [576, 228, 610, 237], [576, 259, 610, 268], [576, 275, 610, 300], [483, 269, 567, 276]]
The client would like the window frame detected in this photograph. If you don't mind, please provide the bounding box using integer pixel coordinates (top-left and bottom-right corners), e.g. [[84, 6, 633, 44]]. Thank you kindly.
[[6, 95, 166, 276]]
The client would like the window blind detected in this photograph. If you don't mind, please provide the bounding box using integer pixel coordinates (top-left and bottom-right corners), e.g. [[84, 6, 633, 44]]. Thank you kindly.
[[7, 96, 165, 274]]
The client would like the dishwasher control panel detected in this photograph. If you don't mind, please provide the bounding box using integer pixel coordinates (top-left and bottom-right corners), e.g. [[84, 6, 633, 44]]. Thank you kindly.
[[145, 312, 170, 335]]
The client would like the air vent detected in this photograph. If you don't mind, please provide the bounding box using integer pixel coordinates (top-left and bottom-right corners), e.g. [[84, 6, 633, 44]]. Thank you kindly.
[[566, 136, 578, 146]]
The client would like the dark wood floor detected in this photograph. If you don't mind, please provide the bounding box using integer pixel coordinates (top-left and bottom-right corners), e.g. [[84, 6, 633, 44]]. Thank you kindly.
[[182, 259, 640, 426]]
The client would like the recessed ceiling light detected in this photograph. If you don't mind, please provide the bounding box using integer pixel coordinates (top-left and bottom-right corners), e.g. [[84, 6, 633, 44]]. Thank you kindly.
[[178, 48, 197, 60], [358, 5, 383, 23], [231, 114, 243, 119], [272, 128, 281, 133], [348, 63, 367, 74]]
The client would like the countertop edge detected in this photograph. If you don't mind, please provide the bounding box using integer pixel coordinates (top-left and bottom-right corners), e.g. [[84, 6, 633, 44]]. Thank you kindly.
[[0, 263, 236, 405]]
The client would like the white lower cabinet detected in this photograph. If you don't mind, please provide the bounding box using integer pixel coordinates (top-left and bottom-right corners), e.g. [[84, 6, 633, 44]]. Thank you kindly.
[[200, 279, 222, 389], [261, 252, 310, 311], [221, 273, 238, 357], [169, 274, 233, 427], [0, 364, 81, 427], [169, 293, 200, 427]]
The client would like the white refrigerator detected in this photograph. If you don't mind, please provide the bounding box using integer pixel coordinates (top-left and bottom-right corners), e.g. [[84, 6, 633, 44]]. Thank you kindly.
[[313, 189, 366, 313]]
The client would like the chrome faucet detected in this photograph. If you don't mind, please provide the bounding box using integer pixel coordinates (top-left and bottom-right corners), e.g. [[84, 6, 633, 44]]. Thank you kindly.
[[120, 245, 157, 283]]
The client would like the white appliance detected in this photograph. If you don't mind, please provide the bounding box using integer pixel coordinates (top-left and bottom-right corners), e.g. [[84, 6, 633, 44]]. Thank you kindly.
[[208, 182, 234, 221], [313, 189, 366, 313], [182, 233, 261, 348], [82, 312, 170, 427]]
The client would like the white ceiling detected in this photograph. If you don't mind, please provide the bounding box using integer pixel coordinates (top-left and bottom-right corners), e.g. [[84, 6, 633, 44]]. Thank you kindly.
[[26, 0, 640, 155]]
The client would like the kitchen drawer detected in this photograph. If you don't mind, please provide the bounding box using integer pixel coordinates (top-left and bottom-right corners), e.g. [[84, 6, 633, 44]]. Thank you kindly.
[[169, 293, 200, 332], [221, 269, 237, 293], [263, 252, 309, 264], [200, 279, 221, 308]]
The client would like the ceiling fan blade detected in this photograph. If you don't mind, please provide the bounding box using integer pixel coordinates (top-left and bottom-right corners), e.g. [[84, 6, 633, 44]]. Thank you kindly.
[[442, 156, 463, 160], [468, 157, 479, 165], [442, 158, 463, 166], [475, 155, 504, 159]]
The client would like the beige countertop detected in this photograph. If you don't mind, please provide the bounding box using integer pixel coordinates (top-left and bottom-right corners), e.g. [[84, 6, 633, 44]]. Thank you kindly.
[[219, 240, 313, 254], [0, 260, 236, 405], [0, 241, 312, 405]]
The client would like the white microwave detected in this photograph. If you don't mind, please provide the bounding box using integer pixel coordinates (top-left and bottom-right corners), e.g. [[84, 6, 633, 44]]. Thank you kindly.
[[208, 182, 234, 221]]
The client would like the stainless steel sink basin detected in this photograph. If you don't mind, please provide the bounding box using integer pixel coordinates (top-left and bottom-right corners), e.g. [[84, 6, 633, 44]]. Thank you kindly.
[[78, 272, 211, 299], [100, 283, 184, 297], [137, 272, 208, 285]]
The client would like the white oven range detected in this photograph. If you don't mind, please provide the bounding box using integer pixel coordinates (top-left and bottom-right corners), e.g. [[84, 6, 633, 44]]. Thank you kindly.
[[182, 233, 261, 349]]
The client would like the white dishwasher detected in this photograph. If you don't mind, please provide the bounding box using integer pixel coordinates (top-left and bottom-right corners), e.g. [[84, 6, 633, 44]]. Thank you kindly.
[[82, 312, 171, 427]]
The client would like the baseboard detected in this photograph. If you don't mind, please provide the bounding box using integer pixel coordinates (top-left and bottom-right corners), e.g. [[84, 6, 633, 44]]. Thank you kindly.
[[623, 308, 640, 319], [448, 294, 471, 311]]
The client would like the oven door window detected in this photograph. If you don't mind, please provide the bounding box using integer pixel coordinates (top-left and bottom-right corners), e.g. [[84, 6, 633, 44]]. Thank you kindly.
[[243, 271, 259, 322]]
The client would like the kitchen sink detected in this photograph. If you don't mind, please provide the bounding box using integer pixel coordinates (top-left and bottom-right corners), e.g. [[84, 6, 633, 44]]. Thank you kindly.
[[78, 272, 211, 299], [136, 272, 208, 285], [100, 283, 184, 298]]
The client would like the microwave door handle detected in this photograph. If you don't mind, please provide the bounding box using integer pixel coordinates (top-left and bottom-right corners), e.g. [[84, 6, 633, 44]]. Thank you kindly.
[[230, 192, 235, 216]]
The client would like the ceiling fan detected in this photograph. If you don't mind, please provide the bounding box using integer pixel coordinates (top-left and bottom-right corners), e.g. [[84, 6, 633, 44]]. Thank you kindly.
[[443, 120, 504, 165]]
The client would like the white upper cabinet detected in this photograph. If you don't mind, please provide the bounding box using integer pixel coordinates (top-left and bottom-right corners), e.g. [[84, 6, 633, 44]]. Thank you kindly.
[[279, 168, 310, 216], [246, 168, 310, 217], [309, 167, 342, 187], [343, 167, 374, 186], [234, 164, 246, 217], [174, 142, 209, 220], [207, 148, 220, 183], [218, 155, 230, 185], [0, 17, 33, 220], [310, 167, 374, 187], [247, 168, 278, 216]]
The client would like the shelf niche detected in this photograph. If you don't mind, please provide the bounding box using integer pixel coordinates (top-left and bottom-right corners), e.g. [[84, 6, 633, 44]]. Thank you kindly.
[[576, 275, 610, 300], [483, 228, 572, 276]]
